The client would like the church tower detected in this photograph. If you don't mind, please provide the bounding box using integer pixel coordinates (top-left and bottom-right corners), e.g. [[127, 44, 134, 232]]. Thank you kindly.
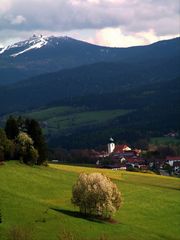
[[107, 138, 115, 154]]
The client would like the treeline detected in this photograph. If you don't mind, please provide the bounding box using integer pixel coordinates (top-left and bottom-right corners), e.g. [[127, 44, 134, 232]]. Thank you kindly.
[[0, 116, 47, 165]]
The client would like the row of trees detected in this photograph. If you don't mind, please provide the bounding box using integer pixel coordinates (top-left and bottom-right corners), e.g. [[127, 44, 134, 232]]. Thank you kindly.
[[0, 116, 47, 165]]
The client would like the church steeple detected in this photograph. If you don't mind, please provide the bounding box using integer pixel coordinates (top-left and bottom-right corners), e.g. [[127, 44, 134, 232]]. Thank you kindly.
[[108, 138, 115, 154]]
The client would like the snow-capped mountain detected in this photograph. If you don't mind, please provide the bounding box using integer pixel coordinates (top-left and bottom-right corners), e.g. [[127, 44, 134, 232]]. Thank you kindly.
[[0, 35, 179, 85], [0, 34, 115, 84], [0, 34, 73, 57]]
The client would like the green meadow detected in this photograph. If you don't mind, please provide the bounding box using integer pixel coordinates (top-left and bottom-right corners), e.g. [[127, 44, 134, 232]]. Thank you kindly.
[[0, 161, 180, 240], [25, 106, 132, 134]]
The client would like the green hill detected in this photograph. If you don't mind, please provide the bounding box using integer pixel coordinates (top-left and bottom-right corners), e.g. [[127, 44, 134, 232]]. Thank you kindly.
[[0, 161, 180, 240]]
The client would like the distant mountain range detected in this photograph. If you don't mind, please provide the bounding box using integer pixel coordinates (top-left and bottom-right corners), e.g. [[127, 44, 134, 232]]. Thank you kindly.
[[0, 36, 179, 148], [0, 35, 179, 84]]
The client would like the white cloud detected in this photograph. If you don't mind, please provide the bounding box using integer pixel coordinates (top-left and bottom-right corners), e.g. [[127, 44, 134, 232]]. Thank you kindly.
[[89, 28, 179, 47], [0, 0, 179, 47], [11, 15, 26, 25]]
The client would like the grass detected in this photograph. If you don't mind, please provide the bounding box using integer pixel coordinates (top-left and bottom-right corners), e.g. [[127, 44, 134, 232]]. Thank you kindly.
[[0, 161, 180, 240], [24, 106, 132, 134], [0, 106, 132, 137], [25, 106, 80, 121]]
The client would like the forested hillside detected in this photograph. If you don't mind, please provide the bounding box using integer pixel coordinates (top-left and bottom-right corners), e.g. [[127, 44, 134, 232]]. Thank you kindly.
[[0, 37, 179, 149]]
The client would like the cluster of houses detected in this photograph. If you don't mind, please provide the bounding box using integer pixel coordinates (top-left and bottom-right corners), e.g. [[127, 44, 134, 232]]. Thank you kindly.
[[95, 138, 180, 175]]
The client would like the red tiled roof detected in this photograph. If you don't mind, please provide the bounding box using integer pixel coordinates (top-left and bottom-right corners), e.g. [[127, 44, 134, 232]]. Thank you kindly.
[[166, 156, 180, 161], [113, 144, 130, 153]]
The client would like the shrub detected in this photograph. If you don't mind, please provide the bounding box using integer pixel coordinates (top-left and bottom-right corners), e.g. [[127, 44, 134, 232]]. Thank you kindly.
[[71, 173, 122, 219]]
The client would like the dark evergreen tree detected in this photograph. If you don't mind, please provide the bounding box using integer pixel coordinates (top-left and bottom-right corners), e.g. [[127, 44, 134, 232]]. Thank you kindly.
[[25, 119, 47, 164], [0, 128, 15, 160], [5, 116, 19, 140]]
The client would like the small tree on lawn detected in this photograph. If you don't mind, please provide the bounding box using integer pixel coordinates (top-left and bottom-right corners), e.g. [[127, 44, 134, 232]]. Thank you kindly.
[[71, 173, 122, 219], [16, 132, 39, 165]]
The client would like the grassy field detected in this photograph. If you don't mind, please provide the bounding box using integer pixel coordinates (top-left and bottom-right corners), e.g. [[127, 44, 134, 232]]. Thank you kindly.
[[0, 161, 180, 240], [0, 106, 132, 135], [25, 106, 132, 134], [25, 106, 81, 121]]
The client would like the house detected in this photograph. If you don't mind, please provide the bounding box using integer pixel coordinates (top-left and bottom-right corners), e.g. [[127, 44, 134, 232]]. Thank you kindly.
[[165, 156, 180, 167], [165, 156, 180, 173], [108, 139, 139, 158], [107, 138, 132, 155], [106, 138, 143, 167], [113, 144, 132, 153]]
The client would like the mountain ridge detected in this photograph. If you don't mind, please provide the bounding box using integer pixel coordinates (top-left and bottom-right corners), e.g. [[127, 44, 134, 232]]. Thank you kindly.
[[0, 36, 179, 85], [0, 55, 179, 116]]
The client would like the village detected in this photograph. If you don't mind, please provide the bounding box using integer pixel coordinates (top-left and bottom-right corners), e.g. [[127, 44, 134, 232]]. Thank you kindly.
[[51, 137, 180, 177], [92, 138, 180, 176]]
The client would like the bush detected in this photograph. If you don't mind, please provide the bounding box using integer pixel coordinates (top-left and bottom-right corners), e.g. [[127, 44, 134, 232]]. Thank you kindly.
[[71, 173, 122, 219]]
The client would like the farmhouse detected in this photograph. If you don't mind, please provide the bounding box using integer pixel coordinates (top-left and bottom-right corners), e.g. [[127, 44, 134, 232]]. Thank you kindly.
[[166, 156, 180, 172], [166, 156, 180, 166]]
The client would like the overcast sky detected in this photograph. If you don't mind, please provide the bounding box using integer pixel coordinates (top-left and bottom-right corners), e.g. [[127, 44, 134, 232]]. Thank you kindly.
[[0, 0, 179, 47]]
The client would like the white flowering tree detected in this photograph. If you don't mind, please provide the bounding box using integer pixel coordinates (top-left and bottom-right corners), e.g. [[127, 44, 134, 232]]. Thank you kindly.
[[16, 132, 39, 164], [71, 173, 122, 219]]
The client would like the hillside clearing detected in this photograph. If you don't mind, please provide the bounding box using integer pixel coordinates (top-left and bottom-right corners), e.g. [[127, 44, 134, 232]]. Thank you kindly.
[[24, 107, 132, 134]]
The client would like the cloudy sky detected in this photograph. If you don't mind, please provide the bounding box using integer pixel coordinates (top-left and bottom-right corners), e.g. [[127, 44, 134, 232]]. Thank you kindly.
[[0, 0, 179, 47]]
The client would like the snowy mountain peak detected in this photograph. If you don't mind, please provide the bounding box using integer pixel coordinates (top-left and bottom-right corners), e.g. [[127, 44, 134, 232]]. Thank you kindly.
[[0, 35, 72, 57], [11, 35, 49, 57]]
